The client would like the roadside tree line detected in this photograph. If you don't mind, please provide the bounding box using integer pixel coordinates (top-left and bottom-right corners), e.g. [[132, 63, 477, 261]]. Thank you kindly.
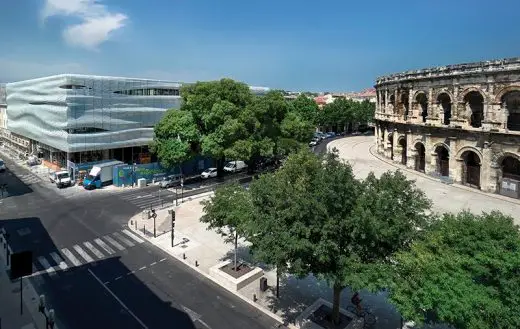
[[201, 149, 520, 329], [317, 98, 375, 133], [151, 79, 376, 173], [150, 79, 316, 174]]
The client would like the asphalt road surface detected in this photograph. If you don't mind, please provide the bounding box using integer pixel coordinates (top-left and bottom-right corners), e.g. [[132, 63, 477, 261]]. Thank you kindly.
[[0, 155, 283, 329]]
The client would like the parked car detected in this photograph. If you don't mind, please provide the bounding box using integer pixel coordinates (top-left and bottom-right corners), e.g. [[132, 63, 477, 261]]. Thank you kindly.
[[159, 174, 182, 188], [26, 155, 41, 166], [223, 160, 248, 173], [309, 140, 317, 147], [0, 159, 6, 172], [49, 171, 72, 188], [201, 168, 218, 179]]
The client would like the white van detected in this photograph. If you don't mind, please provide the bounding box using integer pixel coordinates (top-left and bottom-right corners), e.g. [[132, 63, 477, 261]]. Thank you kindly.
[[223, 160, 248, 173]]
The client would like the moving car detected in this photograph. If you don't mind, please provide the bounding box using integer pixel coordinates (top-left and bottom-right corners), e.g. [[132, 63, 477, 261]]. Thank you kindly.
[[0, 159, 6, 172], [159, 174, 182, 188], [223, 160, 248, 173], [201, 168, 217, 179], [49, 171, 72, 188]]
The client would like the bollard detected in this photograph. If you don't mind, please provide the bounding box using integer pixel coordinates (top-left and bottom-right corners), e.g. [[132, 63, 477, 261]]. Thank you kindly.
[[183, 253, 186, 260], [143, 225, 146, 235], [253, 294, 257, 302], [130, 220, 133, 226], [195, 260, 198, 267]]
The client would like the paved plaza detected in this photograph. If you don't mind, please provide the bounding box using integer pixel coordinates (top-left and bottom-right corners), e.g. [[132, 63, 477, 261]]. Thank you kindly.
[[327, 136, 520, 224]]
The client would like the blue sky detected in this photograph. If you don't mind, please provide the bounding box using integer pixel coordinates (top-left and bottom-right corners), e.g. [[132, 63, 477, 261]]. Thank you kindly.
[[1, 0, 520, 91]]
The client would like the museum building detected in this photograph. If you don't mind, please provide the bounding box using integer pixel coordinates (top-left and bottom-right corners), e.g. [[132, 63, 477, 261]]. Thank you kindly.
[[374, 57, 520, 199]]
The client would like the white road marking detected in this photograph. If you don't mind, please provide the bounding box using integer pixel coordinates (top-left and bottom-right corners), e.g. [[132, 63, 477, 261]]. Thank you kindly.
[[103, 235, 125, 251], [138, 266, 146, 270], [113, 232, 135, 247], [88, 269, 149, 329], [122, 229, 145, 243], [159, 258, 166, 262], [84, 241, 104, 259], [37, 256, 56, 276], [73, 244, 94, 263], [94, 238, 115, 255], [150, 262, 157, 266], [50, 252, 68, 270], [61, 248, 82, 267]]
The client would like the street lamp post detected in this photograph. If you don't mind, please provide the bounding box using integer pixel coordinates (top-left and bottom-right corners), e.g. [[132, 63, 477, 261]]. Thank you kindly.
[[168, 209, 175, 247]]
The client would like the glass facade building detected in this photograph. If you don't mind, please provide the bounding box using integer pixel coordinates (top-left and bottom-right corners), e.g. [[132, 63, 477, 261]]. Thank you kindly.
[[5, 74, 270, 167]]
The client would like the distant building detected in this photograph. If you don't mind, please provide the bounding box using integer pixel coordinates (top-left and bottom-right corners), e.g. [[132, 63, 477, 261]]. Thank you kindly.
[[313, 88, 376, 108]]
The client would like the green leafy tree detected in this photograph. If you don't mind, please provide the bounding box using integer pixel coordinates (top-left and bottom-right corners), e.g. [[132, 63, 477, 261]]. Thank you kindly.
[[153, 80, 313, 174], [200, 183, 253, 271], [150, 109, 200, 170], [246, 150, 431, 325], [290, 94, 320, 124], [389, 211, 520, 329]]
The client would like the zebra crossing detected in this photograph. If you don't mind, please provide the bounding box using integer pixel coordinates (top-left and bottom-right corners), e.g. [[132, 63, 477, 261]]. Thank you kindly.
[[30, 229, 145, 279], [117, 188, 176, 209], [15, 172, 41, 185]]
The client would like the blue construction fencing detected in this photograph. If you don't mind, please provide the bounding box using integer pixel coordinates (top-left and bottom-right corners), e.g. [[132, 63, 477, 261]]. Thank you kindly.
[[112, 156, 214, 187]]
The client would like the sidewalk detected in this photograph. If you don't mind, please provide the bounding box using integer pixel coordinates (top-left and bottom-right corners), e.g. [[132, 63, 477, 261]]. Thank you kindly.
[[129, 193, 408, 329]]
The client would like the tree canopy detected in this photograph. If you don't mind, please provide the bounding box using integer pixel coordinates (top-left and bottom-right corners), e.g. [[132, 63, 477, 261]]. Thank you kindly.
[[151, 79, 315, 171], [213, 149, 432, 324], [389, 211, 520, 329], [317, 98, 375, 131]]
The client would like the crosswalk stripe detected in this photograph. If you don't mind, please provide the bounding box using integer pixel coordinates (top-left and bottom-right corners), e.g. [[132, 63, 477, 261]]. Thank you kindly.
[[50, 252, 68, 270], [37, 256, 56, 275], [83, 241, 104, 259], [94, 238, 115, 255], [103, 235, 125, 251], [73, 244, 94, 263], [122, 229, 145, 243], [113, 232, 135, 247], [61, 248, 82, 267]]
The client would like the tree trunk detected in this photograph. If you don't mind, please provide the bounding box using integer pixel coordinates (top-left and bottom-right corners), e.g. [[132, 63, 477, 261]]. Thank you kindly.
[[331, 284, 343, 325], [276, 267, 280, 298], [233, 232, 238, 271]]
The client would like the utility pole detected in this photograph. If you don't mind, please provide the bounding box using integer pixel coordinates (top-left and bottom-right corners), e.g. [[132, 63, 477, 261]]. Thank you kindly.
[[168, 209, 175, 247], [151, 209, 157, 238]]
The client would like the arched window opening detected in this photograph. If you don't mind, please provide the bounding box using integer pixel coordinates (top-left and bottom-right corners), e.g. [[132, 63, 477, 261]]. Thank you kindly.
[[400, 92, 409, 120], [388, 133, 394, 160], [435, 145, 449, 177], [437, 93, 452, 125], [461, 151, 481, 188], [502, 156, 520, 180], [501, 91, 520, 131], [389, 94, 396, 114], [464, 91, 484, 128], [415, 143, 425, 172], [416, 93, 428, 123], [398, 138, 407, 165]]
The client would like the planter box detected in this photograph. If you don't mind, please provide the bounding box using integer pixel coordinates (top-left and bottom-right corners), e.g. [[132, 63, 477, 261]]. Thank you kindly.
[[209, 259, 263, 291]]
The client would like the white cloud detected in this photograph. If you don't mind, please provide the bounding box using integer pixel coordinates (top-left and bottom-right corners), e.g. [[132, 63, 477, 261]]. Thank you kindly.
[[42, 0, 127, 50], [0, 58, 88, 82]]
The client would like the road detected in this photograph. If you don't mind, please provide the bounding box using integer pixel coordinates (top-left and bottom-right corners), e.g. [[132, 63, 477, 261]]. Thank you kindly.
[[327, 136, 520, 223], [0, 155, 283, 329]]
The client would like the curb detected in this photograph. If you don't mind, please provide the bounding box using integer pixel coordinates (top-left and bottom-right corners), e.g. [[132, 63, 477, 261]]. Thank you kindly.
[[366, 143, 520, 206], [127, 194, 297, 329]]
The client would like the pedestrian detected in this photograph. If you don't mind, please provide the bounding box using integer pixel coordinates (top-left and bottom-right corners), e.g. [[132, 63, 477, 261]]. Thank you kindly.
[[351, 292, 362, 315]]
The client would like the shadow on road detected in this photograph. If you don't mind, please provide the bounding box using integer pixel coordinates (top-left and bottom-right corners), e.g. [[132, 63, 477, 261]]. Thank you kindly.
[[0, 217, 198, 329]]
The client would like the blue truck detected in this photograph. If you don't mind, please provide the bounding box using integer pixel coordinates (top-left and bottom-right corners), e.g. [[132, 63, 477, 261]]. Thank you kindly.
[[83, 160, 123, 190]]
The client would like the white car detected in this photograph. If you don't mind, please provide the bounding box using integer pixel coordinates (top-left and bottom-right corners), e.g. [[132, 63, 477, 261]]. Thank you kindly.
[[309, 140, 317, 147], [201, 168, 218, 179]]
